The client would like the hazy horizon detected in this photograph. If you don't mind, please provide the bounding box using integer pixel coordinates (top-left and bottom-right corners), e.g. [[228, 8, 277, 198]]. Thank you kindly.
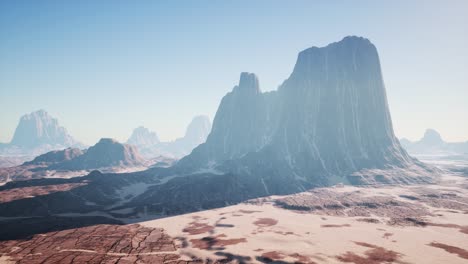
[[1, 1, 467, 145]]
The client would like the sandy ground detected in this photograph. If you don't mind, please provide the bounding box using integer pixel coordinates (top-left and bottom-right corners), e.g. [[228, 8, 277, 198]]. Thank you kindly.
[[1, 156, 467, 264], [140, 172, 468, 263]]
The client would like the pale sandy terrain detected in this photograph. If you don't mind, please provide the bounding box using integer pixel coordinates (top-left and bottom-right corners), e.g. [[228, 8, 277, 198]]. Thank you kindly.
[[0, 157, 467, 264], [141, 172, 468, 263]]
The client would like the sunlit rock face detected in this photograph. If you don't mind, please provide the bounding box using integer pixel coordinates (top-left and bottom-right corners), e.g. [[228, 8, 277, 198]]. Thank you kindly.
[[179, 36, 430, 188]]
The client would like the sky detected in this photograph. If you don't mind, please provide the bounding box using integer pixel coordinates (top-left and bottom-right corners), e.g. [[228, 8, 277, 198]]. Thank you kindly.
[[1, 0, 467, 145]]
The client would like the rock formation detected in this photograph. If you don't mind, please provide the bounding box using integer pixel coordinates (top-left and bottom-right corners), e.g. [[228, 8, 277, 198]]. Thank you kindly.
[[52, 138, 145, 170], [24, 148, 84, 166], [179, 36, 430, 186], [401, 129, 468, 155], [0, 36, 437, 220], [0, 139, 149, 183], [0, 110, 83, 157], [127, 116, 211, 159], [127, 126, 160, 147]]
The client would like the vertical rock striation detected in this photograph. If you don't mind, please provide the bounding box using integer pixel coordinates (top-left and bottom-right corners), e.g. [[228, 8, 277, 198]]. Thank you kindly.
[[178, 36, 432, 188]]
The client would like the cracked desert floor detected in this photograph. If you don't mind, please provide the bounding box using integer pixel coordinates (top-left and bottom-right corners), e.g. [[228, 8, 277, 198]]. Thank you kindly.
[[1, 156, 468, 264]]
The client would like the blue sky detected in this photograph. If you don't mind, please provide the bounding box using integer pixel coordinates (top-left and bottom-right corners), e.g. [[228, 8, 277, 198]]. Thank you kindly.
[[1, 1, 467, 145]]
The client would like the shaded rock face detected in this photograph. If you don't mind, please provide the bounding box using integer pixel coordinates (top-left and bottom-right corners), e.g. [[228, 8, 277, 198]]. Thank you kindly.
[[401, 129, 468, 155], [180, 36, 427, 187], [201, 73, 277, 161], [52, 138, 145, 170]]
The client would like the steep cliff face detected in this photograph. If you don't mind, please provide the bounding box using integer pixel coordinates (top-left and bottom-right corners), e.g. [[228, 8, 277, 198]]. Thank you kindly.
[[268, 36, 413, 180], [188, 73, 277, 164], [179, 36, 430, 187]]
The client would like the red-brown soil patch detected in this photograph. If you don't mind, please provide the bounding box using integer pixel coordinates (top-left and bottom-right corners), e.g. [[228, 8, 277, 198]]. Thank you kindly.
[[182, 221, 214, 235], [0, 224, 195, 263], [336, 241, 401, 264], [0, 183, 86, 203], [261, 251, 285, 260], [288, 252, 316, 263], [428, 242, 468, 260], [460, 226, 468, 234], [189, 234, 247, 250], [260, 251, 316, 263], [253, 218, 278, 227], [321, 224, 351, 228]]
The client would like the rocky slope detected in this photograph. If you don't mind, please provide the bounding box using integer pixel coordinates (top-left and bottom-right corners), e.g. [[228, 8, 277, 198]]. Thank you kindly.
[[24, 147, 84, 166], [0, 139, 148, 183], [0, 156, 29, 168], [50, 138, 145, 170]]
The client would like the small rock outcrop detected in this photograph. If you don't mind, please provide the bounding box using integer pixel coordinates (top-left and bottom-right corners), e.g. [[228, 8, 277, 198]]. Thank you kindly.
[[24, 148, 84, 166], [51, 138, 145, 170]]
